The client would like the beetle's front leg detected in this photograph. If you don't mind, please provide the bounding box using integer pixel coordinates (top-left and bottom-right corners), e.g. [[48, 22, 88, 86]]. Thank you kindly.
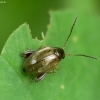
[[22, 49, 35, 59], [47, 67, 57, 74]]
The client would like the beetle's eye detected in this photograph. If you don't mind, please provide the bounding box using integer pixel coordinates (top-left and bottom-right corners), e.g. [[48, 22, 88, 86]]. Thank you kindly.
[[62, 54, 65, 59]]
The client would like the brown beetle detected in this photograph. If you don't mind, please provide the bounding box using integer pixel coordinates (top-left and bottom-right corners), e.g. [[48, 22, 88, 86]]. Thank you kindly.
[[22, 17, 98, 82]]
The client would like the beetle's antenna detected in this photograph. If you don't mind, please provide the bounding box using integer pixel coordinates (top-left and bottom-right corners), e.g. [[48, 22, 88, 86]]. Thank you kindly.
[[63, 17, 77, 49], [66, 53, 98, 60]]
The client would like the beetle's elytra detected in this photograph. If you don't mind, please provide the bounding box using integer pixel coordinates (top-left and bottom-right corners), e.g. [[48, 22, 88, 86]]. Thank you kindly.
[[22, 17, 98, 82]]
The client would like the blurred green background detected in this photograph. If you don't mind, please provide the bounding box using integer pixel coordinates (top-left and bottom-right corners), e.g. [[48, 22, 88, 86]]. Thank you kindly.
[[0, 0, 100, 53]]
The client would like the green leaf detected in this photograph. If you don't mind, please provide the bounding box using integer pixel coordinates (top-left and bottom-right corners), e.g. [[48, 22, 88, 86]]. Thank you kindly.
[[0, 11, 100, 100]]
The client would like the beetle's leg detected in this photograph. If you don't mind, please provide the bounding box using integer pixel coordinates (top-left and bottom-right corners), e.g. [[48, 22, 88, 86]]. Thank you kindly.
[[47, 69, 54, 73], [22, 49, 35, 59], [47, 68, 56, 74], [47, 66, 59, 74], [35, 73, 46, 82], [55, 66, 59, 70]]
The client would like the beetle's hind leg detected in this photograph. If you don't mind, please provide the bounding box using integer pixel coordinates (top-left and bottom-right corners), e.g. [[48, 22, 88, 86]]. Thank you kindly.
[[35, 73, 46, 82], [47, 69, 56, 74], [55, 65, 59, 70], [47, 66, 59, 74], [22, 49, 35, 59]]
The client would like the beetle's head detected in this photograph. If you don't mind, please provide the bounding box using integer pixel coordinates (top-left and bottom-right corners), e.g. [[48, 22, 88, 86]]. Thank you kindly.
[[53, 47, 65, 60]]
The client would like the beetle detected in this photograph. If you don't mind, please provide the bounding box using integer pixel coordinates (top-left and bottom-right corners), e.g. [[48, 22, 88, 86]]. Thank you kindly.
[[22, 17, 98, 82]]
